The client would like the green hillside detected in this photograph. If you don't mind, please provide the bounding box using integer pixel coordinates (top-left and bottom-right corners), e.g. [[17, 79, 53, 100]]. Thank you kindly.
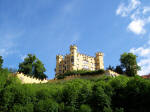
[[0, 69, 150, 112]]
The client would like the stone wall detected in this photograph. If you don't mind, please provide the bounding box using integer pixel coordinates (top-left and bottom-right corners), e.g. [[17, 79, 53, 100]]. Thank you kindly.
[[105, 70, 120, 77], [16, 73, 48, 84]]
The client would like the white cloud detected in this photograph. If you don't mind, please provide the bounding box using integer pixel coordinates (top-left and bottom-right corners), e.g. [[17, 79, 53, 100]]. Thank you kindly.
[[117, 0, 150, 75], [116, 0, 150, 35], [130, 45, 150, 75], [116, 3, 128, 17], [130, 47, 150, 57], [127, 19, 145, 34], [0, 49, 9, 56], [138, 59, 150, 66], [130, 0, 141, 9], [0, 39, 14, 57], [143, 6, 150, 14], [116, 0, 141, 17], [130, 9, 140, 20], [0, 32, 23, 57], [138, 58, 150, 75]]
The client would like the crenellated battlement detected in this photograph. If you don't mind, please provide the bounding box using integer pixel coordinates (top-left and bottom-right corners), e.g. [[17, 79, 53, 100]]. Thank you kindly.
[[78, 53, 95, 58], [70, 45, 77, 50], [96, 52, 104, 56], [56, 55, 63, 59], [105, 70, 120, 77], [16, 73, 48, 84]]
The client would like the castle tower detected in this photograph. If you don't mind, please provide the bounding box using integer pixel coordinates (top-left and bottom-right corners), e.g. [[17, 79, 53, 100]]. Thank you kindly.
[[56, 55, 63, 75], [95, 52, 104, 70], [70, 45, 77, 55], [70, 45, 77, 70], [56, 55, 63, 63]]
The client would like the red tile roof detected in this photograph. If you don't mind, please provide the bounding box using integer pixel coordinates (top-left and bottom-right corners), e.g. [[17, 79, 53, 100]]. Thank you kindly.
[[141, 74, 150, 79]]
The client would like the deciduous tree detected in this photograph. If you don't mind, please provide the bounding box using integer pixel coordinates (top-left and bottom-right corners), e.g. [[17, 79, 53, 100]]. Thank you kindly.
[[0, 56, 3, 70], [18, 54, 47, 79], [120, 53, 140, 76]]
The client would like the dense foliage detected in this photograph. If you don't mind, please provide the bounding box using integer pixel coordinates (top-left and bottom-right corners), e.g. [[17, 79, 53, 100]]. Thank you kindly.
[[0, 52, 145, 112], [120, 53, 141, 76], [0, 56, 3, 70], [18, 54, 47, 79], [56, 69, 105, 79], [107, 53, 140, 76], [1, 70, 150, 112]]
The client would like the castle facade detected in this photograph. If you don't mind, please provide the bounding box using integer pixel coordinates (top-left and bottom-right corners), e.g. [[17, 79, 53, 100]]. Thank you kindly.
[[55, 45, 104, 76]]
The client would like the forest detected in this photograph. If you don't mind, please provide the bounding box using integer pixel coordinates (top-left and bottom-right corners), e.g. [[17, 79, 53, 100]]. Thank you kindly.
[[0, 68, 150, 112]]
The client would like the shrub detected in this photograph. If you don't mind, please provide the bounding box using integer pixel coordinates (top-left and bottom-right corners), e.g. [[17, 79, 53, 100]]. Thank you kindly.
[[35, 99, 58, 112], [90, 85, 111, 112], [57, 69, 105, 79], [115, 108, 124, 112], [10, 103, 34, 112], [79, 104, 92, 112]]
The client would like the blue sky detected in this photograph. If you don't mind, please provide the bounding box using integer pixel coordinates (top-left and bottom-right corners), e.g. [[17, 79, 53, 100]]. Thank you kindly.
[[0, 0, 150, 79]]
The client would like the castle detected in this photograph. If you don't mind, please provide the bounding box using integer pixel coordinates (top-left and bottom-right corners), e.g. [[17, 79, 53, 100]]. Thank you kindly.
[[55, 45, 104, 76], [15, 45, 119, 84]]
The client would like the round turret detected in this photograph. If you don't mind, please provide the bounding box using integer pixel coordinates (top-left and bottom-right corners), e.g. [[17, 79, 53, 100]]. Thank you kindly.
[[56, 55, 63, 59], [70, 45, 77, 50], [70, 45, 77, 55], [96, 52, 104, 56]]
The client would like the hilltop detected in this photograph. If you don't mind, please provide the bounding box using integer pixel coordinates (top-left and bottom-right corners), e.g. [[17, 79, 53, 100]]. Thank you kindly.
[[1, 69, 150, 112]]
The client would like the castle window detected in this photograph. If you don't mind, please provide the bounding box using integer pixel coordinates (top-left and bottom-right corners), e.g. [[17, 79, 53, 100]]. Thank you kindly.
[[91, 67, 94, 70], [83, 60, 88, 64], [71, 59, 74, 62], [71, 56, 74, 62], [59, 65, 62, 69], [83, 65, 89, 70], [72, 62, 74, 65], [67, 65, 70, 69], [59, 70, 61, 73]]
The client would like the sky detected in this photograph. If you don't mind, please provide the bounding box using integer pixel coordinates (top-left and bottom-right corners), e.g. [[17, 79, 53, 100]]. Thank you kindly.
[[0, 0, 150, 79]]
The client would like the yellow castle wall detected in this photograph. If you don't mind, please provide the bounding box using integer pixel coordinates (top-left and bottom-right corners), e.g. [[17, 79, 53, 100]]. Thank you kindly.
[[55, 45, 104, 76], [16, 73, 48, 84], [105, 70, 120, 77]]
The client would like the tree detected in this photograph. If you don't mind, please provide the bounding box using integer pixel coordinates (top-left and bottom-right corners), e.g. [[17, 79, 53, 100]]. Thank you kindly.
[[115, 65, 124, 74], [8, 68, 17, 74], [35, 99, 58, 112], [120, 53, 140, 76], [18, 54, 47, 79], [0, 56, 3, 70], [79, 104, 92, 112], [106, 65, 115, 71], [91, 85, 112, 112]]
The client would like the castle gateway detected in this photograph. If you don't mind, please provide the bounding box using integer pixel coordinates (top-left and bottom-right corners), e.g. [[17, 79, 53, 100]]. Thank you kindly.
[[55, 45, 104, 76]]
